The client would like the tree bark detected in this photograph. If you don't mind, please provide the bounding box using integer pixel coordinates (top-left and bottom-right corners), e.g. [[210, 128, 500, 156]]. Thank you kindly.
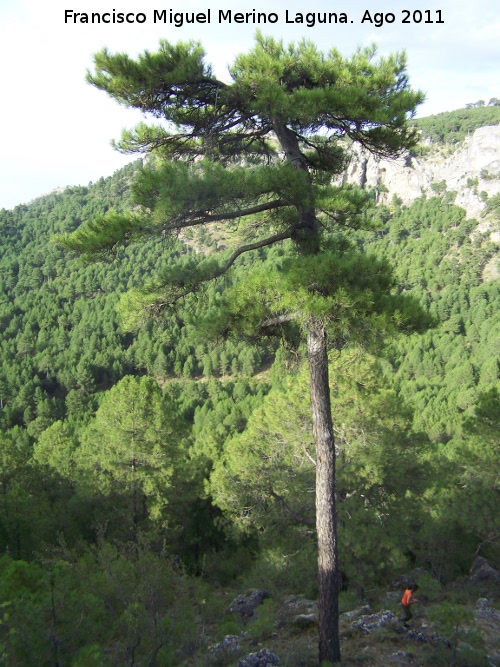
[[307, 321, 341, 665]]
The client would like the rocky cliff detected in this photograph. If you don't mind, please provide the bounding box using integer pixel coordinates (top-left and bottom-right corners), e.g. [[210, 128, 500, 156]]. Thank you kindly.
[[343, 125, 500, 222]]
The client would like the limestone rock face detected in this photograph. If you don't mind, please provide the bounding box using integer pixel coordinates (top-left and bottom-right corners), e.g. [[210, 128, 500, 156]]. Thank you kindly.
[[343, 125, 500, 219]]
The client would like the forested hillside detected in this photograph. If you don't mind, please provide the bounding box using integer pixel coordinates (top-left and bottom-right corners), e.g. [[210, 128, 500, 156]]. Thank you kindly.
[[412, 104, 500, 145], [0, 106, 499, 665]]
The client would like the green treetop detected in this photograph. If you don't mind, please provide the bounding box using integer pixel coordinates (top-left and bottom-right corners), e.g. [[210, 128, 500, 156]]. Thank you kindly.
[[58, 34, 426, 665]]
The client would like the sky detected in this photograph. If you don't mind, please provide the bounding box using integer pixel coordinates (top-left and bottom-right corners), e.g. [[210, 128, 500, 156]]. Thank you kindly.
[[0, 0, 498, 210]]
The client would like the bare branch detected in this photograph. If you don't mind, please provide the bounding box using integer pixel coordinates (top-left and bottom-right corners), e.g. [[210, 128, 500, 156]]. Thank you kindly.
[[146, 225, 302, 311], [162, 199, 289, 232], [219, 226, 299, 274], [261, 313, 298, 327]]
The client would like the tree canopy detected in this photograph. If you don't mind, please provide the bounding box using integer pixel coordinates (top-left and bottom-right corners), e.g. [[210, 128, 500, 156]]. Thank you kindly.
[[61, 34, 423, 266]]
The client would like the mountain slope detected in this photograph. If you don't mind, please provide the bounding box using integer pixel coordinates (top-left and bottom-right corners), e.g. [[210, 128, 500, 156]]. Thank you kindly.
[[344, 109, 500, 219], [0, 104, 498, 665]]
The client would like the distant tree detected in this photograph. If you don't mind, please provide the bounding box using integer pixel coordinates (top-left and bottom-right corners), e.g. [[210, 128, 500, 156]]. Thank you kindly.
[[460, 388, 500, 553], [211, 351, 431, 587], [77, 376, 185, 533], [58, 34, 427, 664]]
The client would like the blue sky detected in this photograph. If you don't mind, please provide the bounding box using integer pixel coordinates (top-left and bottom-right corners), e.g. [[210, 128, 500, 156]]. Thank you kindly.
[[0, 0, 498, 210]]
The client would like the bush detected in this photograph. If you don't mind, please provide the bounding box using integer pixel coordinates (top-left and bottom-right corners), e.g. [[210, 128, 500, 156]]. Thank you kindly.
[[240, 544, 317, 599], [428, 602, 486, 665], [215, 615, 243, 641], [248, 598, 278, 642], [416, 572, 442, 601]]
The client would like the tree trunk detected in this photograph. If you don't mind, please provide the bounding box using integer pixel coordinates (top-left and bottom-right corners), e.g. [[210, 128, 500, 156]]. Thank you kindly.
[[274, 114, 341, 663], [271, 117, 320, 255], [307, 321, 341, 665]]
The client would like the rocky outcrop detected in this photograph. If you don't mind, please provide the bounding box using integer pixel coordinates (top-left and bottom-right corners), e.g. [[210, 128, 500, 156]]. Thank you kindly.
[[227, 589, 271, 618], [341, 604, 372, 620], [209, 634, 241, 658], [470, 556, 500, 586], [343, 125, 500, 219], [475, 599, 500, 667], [351, 609, 396, 633], [293, 613, 316, 629], [238, 648, 281, 667]]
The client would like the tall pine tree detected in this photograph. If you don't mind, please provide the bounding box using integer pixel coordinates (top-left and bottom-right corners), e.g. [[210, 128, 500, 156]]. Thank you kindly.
[[59, 34, 426, 664]]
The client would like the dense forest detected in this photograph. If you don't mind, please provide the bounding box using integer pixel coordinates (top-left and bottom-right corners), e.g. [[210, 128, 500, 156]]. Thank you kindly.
[[412, 104, 500, 145], [0, 104, 499, 665]]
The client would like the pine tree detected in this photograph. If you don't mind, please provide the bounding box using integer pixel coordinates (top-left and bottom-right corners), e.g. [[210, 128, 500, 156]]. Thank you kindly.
[[76, 376, 183, 530], [58, 34, 426, 664]]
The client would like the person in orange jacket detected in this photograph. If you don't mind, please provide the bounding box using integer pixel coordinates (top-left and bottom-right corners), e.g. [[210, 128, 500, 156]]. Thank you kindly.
[[400, 583, 419, 626]]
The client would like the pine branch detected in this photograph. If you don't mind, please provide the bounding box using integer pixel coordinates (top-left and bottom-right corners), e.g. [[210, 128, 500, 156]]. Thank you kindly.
[[145, 225, 302, 311], [162, 199, 289, 231], [219, 226, 299, 274]]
